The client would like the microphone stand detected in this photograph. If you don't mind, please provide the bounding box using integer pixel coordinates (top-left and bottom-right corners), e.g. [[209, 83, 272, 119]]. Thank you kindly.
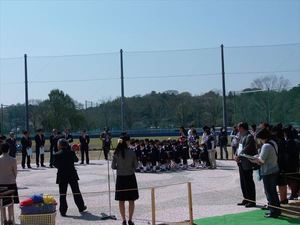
[[100, 150, 117, 220]]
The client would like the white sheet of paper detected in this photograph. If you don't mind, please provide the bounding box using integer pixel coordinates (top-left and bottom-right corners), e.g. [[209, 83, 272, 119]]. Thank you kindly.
[[237, 143, 243, 155], [26, 148, 33, 156], [40, 146, 45, 154]]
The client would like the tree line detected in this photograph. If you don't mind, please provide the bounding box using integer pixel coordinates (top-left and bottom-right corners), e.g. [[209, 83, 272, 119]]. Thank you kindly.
[[1, 76, 299, 133]]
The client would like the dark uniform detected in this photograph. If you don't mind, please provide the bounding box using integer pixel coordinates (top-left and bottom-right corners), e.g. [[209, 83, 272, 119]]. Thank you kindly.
[[54, 140, 86, 216], [64, 132, 73, 143], [100, 130, 112, 160], [0, 135, 6, 155], [6, 135, 17, 158], [35, 132, 46, 167], [237, 130, 257, 207], [79, 132, 90, 164], [21, 134, 32, 169]]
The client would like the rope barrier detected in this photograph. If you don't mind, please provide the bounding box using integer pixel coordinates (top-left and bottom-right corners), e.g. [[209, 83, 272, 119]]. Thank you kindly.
[[0, 182, 189, 199], [2, 164, 300, 224]]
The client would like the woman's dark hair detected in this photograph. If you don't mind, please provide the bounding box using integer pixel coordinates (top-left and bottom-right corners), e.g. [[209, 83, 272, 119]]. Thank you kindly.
[[58, 138, 70, 150], [283, 126, 294, 140], [255, 128, 271, 140], [114, 133, 130, 159], [205, 129, 211, 135], [271, 124, 284, 140], [259, 122, 270, 130], [238, 122, 249, 130], [0, 143, 10, 153]]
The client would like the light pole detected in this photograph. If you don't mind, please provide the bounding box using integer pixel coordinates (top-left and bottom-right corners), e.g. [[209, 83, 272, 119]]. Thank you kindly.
[[1, 104, 3, 133], [0, 104, 9, 134]]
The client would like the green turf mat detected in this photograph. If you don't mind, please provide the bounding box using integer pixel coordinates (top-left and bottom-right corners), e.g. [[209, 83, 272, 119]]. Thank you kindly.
[[194, 210, 300, 225]]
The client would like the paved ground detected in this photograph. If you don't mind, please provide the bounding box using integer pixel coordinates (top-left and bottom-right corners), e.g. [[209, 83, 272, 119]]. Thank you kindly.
[[14, 159, 267, 225]]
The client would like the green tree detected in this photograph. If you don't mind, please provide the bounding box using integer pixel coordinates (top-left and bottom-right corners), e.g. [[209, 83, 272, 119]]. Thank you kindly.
[[44, 89, 85, 130]]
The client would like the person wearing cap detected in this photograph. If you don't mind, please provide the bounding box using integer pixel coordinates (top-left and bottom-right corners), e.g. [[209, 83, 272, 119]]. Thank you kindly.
[[112, 133, 139, 225], [235, 122, 257, 208], [35, 129, 46, 167], [6, 132, 17, 158], [54, 138, 87, 217]]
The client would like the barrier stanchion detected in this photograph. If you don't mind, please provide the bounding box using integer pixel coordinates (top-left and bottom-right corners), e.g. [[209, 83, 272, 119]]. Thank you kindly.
[[187, 182, 193, 225], [151, 188, 156, 225]]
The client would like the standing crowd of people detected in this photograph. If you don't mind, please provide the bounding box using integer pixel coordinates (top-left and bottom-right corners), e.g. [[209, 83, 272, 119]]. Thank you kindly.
[[0, 123, 299, 223], [234, 122, 300, 218]]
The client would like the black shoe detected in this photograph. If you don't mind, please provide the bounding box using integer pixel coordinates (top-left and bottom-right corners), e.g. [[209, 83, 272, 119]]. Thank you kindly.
[[79, 205, 87, 213], [122, 220, 127, 225], [245, 203, 256, 208], [41, 164, 46, 167], [27, 165, 32, 169], [50, 165, 54, 168], [36, 164, 40, 167], [60, 212, 67, 217], [80, 162, 84, 164], [237, 200, 247, 206], [280, 199, 288, 204], [264, 214, 280, 218], [128, 220, 135, 225], [261, 205, 269, 210], [22, 166, 25, 169], [288, 195, 298, 200]]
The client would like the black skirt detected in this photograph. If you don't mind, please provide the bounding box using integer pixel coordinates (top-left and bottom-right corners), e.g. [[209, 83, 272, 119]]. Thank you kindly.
[[0, 183, 19, 205], [115, 174, 139, 201]]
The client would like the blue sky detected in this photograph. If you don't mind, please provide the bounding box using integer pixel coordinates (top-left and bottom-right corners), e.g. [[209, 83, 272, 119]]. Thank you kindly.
[[0, 0, 300, 105]]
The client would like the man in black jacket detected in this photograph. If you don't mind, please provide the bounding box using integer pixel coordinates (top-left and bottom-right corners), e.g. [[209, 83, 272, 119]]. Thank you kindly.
[[79, 129, 90, 164], [100, 127, 111, 160], [21, 131, 32, 169], [235, 122, 257, 208], [6, 132, 17, 158], [35, 129, 46, 167], [64, 128, 73, 143], [54, 138, 87, 217]]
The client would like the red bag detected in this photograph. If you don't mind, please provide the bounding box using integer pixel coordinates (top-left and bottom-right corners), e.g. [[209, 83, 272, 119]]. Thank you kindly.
[[20, 198, 34, 206]]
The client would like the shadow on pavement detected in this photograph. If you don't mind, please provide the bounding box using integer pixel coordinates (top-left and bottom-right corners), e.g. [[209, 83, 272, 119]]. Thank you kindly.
[[65, 211, 106, 221]]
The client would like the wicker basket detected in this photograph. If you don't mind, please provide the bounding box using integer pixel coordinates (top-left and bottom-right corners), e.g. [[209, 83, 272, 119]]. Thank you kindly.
[[20, 203, 56, 215], [19, 212, 56, 225]]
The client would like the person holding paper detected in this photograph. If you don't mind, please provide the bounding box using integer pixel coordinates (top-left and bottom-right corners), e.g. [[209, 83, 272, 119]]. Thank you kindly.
[[250, 128, 281, 218], [235, 122, 257, 208], [35, 129, 46, 167], [21, 130, 32, 169]]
